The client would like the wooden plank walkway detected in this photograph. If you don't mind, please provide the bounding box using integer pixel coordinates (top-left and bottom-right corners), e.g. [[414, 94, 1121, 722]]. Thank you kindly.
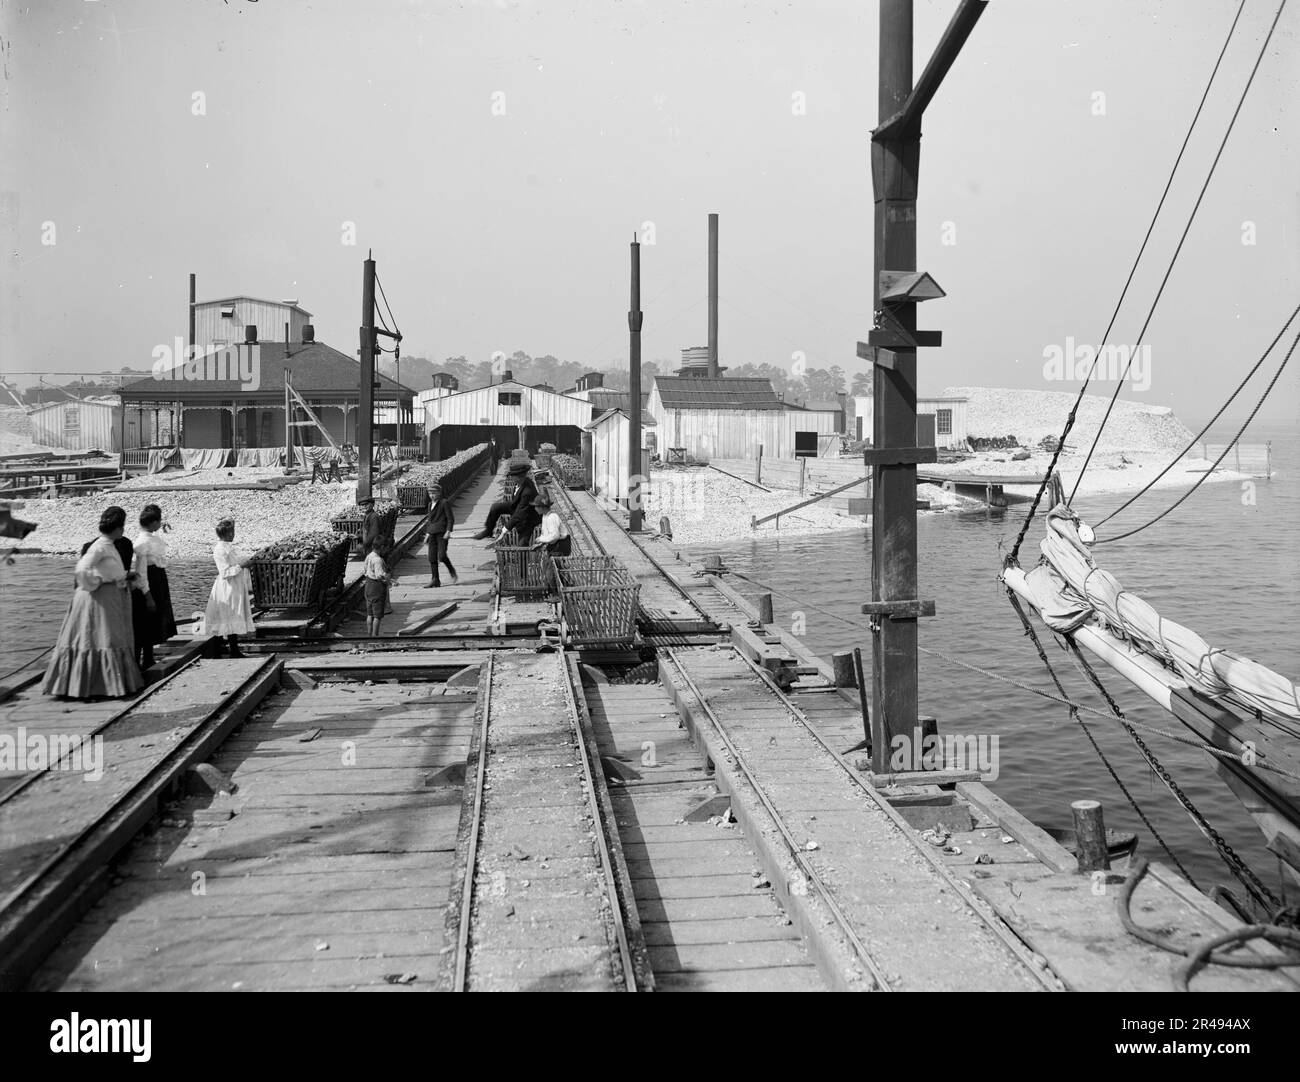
[[0, 658, 268, 909], [29, 679, 478, 991], [586, 678, 827, 992]]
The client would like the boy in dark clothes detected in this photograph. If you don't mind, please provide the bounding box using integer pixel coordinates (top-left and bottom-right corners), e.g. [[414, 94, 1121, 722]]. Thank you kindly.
[[424, 483, 459, 588]]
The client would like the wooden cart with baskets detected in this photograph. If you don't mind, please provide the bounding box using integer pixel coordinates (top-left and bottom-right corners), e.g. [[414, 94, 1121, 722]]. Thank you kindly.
[[553, 556, 640, 646], [494, 527, 548, 596], [249, 536, 352, 611]]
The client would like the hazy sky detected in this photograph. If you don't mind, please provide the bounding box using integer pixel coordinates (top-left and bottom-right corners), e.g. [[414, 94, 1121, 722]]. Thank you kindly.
[[2, 0, 1297, 422]]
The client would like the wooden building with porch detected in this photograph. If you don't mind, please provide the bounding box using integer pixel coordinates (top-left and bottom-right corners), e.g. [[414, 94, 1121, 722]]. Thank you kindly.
[[119, 328, 414, 464]]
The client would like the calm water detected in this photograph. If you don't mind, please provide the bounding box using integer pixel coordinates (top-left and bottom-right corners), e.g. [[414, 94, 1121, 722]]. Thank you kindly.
[[3, 422, 1296, 893]]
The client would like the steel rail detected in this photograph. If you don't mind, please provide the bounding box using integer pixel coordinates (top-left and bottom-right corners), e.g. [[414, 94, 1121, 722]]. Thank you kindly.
[[727, 647, 1062, 991], [548, 480, 605, 558], [558, 653, 640, 990], [661, 648, 893, 991], [452, 651, 494, 992]]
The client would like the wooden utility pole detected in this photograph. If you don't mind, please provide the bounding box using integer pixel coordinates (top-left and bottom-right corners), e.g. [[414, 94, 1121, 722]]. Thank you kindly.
[[628, 234, 644, 532], [358, 252, 376, 501], [707, 212, 719, 378], [860, 0, 985, 772]]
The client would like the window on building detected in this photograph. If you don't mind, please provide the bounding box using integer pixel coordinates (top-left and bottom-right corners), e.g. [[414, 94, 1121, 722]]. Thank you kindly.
[[220, 305, 236, 318], [498, 392, 522, 406], [936, 408, 953, 435]]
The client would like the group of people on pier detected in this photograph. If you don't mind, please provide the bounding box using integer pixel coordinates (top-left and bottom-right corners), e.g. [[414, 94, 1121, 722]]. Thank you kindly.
[[39, 454, 574, 698], [41, 506, 258, 701]]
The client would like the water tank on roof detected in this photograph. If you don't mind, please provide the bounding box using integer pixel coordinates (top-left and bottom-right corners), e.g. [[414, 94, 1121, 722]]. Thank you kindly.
[[245, 325, 258, 344], [678, 346, 710, 376], [302, 324, 315, 343]]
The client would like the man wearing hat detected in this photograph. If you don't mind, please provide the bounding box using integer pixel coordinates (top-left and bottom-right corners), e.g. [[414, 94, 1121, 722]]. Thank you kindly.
[[472, 458, 539, 540], [423, 482, 458, 588]]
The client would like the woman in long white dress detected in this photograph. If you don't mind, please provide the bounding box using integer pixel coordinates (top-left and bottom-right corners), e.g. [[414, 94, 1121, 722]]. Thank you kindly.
[[204, 518, 255, 658], [42, 506, 143, 699]]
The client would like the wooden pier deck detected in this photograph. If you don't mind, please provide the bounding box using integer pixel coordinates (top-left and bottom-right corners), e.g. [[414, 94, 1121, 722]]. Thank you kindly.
[[4, 458, 1297, 993], [28, 676, 476, 991]]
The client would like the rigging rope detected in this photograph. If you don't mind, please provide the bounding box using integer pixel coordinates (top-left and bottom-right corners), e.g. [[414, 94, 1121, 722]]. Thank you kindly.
[[1095, 301, 1300, 528], [374, 272, 400, 338], [1006, 0, 1251, 566], [1063, 637, 1279, 910], [1094, 324, 1298, 544], [1070, 0, 1289, 501], [1005, 589, 1201, 888]]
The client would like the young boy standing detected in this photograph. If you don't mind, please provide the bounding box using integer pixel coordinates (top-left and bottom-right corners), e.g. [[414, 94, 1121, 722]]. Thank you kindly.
[[363, 535, 394, 637], [424, 483, 459, 588]]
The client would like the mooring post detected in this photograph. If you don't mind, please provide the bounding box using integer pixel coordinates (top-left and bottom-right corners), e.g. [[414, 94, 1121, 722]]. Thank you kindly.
[[755, 443, 763, 484], [757, 593, 774, 625], [1071, 799, 1110, 872]]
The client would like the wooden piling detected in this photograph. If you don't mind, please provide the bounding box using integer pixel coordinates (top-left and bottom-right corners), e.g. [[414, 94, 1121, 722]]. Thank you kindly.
[[1071, 799, 1110, 872], [853, 647, 870, 745], [832, 652, 856, 688], [757, 593, 774, 625]]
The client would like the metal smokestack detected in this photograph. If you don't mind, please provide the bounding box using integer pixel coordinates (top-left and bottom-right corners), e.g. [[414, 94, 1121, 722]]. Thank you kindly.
[[707, 213, 718, 378], [188, 273, 196, 364]]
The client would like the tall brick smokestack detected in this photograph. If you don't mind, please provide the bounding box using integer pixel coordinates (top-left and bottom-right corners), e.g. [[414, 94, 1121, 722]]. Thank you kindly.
[[707, 213, 719, 378]]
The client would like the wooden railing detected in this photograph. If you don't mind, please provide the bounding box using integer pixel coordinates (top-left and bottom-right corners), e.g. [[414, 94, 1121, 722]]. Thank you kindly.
[[1195, 441, 1272, 479]]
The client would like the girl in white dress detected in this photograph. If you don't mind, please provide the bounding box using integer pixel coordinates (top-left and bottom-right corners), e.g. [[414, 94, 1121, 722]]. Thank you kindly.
[[204, 518, 256, 657]]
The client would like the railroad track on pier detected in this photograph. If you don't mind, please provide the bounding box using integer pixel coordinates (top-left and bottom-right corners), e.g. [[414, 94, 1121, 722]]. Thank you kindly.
[[443, 650, 652, 991], [661, 647, 1062, 991], [660, 649, 895, 991], [548, 481, 714, 634], [547, 480, 606, 558]]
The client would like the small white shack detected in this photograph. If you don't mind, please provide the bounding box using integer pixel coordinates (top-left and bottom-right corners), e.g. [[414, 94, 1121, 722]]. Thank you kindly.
[[648, 376, 839, 462], [852, 393, 969, 449], [585, 408, 656, 503], [27, 397, 122, 452]]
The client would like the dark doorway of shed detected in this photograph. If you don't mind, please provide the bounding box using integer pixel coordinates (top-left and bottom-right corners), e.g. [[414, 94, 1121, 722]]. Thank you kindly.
[[428, 424, 582, 460]]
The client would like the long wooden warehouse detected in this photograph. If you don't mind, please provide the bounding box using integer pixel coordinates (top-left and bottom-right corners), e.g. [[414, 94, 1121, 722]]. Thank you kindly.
[[423, 376, 593, 457]]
